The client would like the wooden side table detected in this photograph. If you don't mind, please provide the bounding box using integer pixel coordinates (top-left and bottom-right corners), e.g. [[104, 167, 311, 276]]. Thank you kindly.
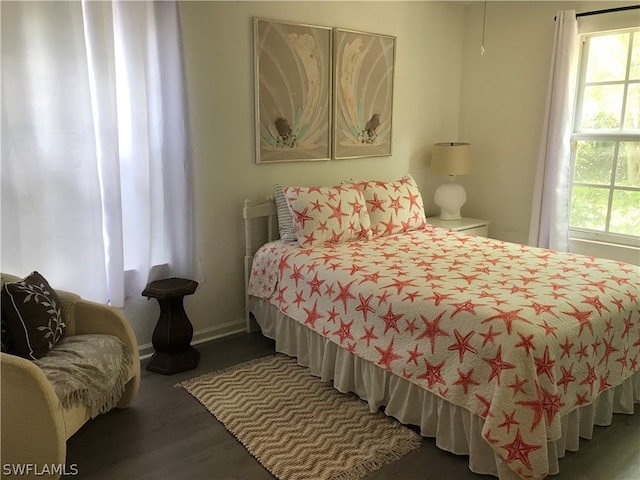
[[142, 278, 200, 375]]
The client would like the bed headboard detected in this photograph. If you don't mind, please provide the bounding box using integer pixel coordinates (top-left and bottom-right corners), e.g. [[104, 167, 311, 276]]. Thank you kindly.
[[243, 197, 278, 332]]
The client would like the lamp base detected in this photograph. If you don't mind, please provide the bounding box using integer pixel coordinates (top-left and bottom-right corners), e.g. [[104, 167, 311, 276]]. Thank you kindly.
[[434, 179, 466, 221], [439, 212, 463, 221]]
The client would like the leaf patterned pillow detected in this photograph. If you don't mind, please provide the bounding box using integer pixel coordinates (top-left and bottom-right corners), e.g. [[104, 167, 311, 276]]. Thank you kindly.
[[1, 271, 66, 359], [0, 314, 10, 353]]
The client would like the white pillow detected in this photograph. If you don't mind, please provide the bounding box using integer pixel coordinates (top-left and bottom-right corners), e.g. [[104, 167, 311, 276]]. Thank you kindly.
[[283, 184, 372, 248]]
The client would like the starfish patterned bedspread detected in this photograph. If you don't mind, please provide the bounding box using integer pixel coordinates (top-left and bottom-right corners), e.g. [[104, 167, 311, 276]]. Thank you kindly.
[[248, 226, 640, 480]]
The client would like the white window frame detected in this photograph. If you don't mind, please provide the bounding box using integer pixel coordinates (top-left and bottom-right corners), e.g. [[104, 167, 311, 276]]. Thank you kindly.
[[569, 27, 640, 249]]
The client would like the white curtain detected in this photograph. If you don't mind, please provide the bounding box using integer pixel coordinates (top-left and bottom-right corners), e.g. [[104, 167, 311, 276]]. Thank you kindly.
[[1, 1, 194, 306], [528, 10, 579, 251]]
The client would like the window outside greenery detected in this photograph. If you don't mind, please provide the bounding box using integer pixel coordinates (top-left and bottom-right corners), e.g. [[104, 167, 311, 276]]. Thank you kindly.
[[570, 29, 640, 244]]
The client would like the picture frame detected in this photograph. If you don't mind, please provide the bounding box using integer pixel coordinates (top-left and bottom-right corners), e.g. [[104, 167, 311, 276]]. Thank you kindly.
[[254, 18, 333, 163], [333, 29, 396, 160]]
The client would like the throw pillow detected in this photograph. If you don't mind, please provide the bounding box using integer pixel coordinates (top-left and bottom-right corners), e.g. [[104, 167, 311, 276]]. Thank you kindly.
[[273, 184, 298, 243], [354, 174, 427, 237], [0, 313, 10, 353], [283, 184, 371, 248], [1, 271, 66, 360]]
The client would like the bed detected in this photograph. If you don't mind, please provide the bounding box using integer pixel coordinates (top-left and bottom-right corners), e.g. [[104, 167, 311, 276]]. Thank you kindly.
[[243, 176, 640, 480]]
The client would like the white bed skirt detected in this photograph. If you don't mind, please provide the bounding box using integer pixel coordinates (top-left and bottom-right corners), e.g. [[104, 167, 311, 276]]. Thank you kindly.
[[249, 296, 640, 480]]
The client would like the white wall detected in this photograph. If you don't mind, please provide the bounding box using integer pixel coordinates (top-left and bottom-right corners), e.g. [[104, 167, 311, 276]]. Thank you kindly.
[[5, 1, 638, 352], [128, 1, 467, 352], [458, 1, 640, 258], [116, 1, 640, 351]]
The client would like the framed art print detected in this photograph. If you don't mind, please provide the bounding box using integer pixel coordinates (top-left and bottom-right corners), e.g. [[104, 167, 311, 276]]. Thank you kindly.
[[333, 29, 396, 159], [254, 18, 332, 163]]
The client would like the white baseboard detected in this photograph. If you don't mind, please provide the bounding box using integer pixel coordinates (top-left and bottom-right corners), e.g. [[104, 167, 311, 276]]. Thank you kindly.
[[138, 318, 246, 360]]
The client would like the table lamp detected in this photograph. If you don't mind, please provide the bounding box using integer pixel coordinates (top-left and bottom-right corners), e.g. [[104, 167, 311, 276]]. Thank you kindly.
[[431, 142, 472, 220]]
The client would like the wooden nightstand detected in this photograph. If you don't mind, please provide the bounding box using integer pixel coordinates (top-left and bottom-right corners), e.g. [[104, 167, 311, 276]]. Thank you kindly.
[[426, 217, 490, 237]]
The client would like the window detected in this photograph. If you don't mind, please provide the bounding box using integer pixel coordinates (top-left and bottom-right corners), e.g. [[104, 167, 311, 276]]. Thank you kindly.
[[569, 28, 640, 247]]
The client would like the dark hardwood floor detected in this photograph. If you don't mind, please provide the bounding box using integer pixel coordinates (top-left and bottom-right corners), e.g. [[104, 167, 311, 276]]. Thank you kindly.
[[66, 332, 640, 480]]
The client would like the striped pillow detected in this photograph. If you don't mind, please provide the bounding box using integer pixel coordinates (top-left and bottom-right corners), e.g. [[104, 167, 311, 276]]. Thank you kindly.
[[274, 184, 298, 243]]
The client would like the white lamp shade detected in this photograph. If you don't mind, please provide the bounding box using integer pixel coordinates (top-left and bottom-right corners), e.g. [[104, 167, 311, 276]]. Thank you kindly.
[[431, 142, 472, 176]]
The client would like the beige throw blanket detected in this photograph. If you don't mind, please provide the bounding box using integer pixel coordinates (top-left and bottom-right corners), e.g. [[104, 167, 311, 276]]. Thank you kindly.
[[35, 334, 133, 418]]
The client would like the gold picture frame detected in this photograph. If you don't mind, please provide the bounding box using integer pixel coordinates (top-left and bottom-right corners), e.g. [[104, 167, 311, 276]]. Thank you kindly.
[[333, 29, 396, 159], [254, 18, 333, 163]]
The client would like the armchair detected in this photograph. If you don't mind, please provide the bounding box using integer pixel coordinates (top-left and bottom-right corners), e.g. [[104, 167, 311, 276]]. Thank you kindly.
[[1, 273, 140, 480]]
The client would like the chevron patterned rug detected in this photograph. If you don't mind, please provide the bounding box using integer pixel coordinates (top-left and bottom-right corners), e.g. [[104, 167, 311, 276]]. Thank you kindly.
[[178, 354, 422, 480]]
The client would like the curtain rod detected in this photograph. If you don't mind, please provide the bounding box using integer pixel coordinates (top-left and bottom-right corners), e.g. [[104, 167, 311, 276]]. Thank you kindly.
[[555, 5, 640, 20], [577, 5, 640, 18]]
